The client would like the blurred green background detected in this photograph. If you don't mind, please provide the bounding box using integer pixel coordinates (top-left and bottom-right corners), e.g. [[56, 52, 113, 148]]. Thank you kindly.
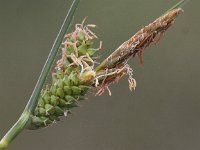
[[0, 0, 199, 150]]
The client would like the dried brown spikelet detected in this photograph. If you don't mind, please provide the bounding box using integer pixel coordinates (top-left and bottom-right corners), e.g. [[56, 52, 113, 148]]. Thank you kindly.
[[94, 8, 183, 95], [96, 8, 184, 71]]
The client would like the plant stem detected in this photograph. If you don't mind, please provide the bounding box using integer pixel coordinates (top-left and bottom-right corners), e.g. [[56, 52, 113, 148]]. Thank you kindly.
[[0, 0, 80, 149], [167, 0, 189, 12]]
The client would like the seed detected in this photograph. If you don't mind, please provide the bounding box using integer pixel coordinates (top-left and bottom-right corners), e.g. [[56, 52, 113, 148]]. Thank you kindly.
[[50, 95, 59, 106], [64, 86, 72, 95], [78, 31, 85, 41], [55, 106, 64, 116], [71, 86, 81, 95], [56, 88, 65, 98], [32, 116, 43, 126], [65, 95, 76, 102], [45, 104, 54, 114], [39, 107, 46, 116]]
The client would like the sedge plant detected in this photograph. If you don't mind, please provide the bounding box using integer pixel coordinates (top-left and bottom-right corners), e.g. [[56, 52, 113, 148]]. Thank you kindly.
[[0, 0, 189, 149]]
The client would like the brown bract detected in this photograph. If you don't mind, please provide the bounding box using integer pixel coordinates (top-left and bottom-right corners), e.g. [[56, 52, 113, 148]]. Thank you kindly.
[[94, 8, 183, 95]]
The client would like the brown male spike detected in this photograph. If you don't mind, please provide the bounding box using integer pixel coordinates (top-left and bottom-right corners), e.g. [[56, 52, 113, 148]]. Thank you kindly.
[[94, 8, 184, 95], [95, 8, 183, 72]]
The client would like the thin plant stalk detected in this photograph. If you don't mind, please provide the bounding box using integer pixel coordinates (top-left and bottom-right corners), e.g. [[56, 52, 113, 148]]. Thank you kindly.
[[167, 0, 189, 12], [0, 0, 80, 149]]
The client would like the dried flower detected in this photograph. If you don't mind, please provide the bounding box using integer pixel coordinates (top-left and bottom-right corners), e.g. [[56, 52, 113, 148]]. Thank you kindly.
[[94, 8, 183, 95]]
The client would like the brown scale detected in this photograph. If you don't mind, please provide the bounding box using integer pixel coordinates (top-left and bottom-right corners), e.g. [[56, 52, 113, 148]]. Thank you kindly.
[[94, 8, 183, 95], [95, 8, 184, 72]]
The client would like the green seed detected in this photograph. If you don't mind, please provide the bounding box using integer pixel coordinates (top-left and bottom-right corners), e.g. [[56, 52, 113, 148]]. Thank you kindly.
[[67, 45, 74, 54], [69, 72, 79, 85], [40, 116, 52, 126], [64, 86, 72, 95], [57, 79, 64, 88], [87, 48, 97, 56], [63, 76, 71, 86], [50, 85, 57, 95], [71, 86, 81, 95], [72, 76, 79, 86], [78, 31, 85, 41], [59, 99, 68, 107], [50, 95, 58, 106], [43, 92, 51, 104], [78, 44, 88, 55], [34, 108, 39, 116], [69, 36, 76, 42], [39, 107, 46, 116], [56, 88, 65, 98], [66, 102, 78, 109], [65, 95, 76, 102], [55, 106, 64, 116], [45, 104, 54, 114], [32, 116, 43, 125]]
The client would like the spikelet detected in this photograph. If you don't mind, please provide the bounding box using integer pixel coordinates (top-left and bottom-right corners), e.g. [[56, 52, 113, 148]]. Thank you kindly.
[[27, 20, 101, 129], [94, 8, 183, 95]]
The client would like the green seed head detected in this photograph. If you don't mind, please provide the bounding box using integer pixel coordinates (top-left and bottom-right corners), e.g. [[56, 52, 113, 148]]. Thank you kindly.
[[27, 20, 100, 129]]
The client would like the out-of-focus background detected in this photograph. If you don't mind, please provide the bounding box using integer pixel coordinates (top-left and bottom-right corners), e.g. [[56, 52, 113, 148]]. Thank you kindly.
[[0, 0, 199, 150]]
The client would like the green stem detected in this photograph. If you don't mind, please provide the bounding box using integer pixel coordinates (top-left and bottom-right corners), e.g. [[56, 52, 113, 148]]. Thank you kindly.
[[0, 0, 80, 149], [166, 0, 189, 12]]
